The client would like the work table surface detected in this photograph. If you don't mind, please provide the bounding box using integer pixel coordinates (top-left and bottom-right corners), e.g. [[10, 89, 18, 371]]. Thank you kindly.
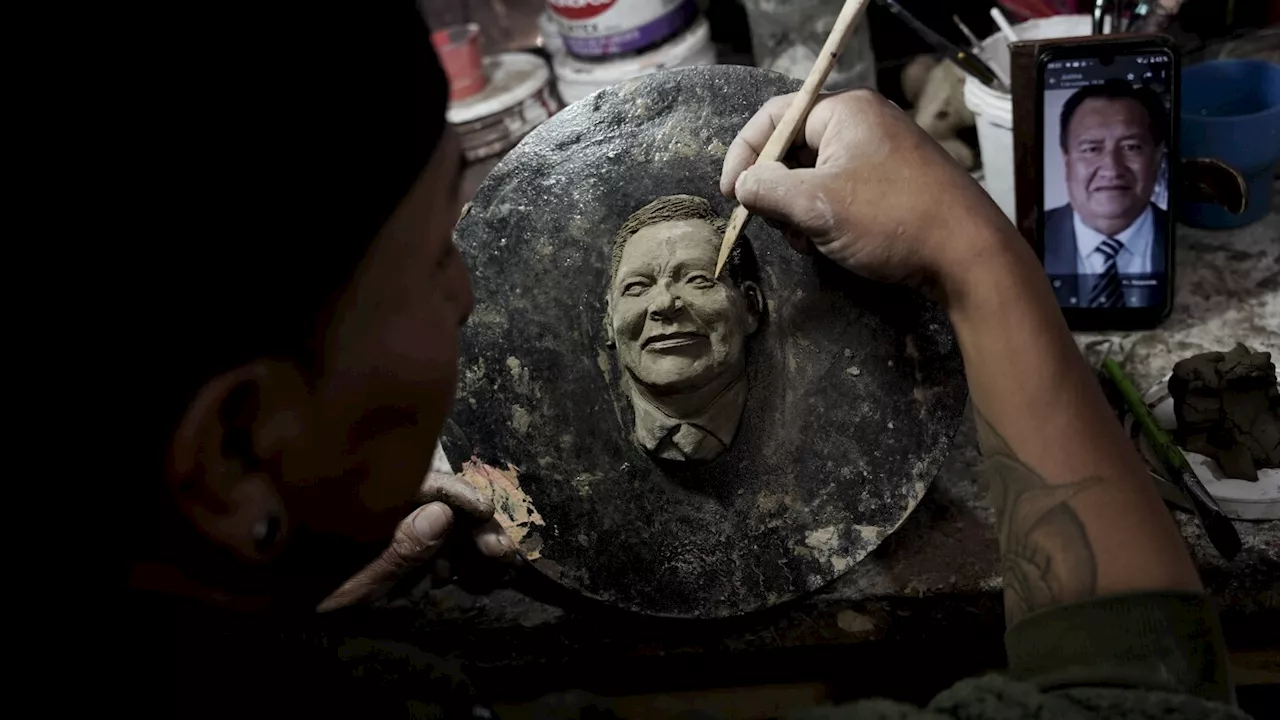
[[377, 183, 1278, 699]]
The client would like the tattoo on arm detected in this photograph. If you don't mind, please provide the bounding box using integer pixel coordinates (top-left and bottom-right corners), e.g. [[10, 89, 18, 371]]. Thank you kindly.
[[976, 407, 1102, 624]]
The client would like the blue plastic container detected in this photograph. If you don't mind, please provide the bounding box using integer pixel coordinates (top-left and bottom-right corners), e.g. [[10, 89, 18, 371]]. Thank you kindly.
[[1180, 60, 1280, 228]]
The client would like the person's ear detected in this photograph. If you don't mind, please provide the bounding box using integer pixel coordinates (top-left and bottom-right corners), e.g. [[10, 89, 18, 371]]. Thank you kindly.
[[167, 360, 309, 565], [740, 280, 763, 334]]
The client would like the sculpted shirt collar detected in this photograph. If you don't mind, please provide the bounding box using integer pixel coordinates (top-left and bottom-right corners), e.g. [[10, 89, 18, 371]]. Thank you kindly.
[[631, 375, 747, 462]]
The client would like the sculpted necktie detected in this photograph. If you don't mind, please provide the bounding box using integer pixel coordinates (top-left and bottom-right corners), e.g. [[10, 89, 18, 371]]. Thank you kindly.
[[654, 423, 724, 462], [1088, 236, 1126, 308]]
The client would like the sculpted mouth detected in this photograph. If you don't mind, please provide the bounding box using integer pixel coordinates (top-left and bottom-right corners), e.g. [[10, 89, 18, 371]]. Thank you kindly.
[[643, 331, 706, 350]]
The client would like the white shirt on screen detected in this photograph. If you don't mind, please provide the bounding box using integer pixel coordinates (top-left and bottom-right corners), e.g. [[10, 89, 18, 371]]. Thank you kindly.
[[1073, 205, 1154, 276]]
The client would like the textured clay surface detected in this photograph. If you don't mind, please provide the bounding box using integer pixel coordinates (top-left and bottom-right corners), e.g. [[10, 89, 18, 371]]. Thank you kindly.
[[447, 66, 967, 617]]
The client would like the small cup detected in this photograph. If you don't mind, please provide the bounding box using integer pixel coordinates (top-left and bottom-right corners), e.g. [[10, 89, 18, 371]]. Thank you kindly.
[[431, 23, 486, 103], [1179, 59, 1280, 229]]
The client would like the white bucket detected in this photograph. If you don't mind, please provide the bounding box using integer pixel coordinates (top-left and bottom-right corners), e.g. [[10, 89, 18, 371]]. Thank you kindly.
[[963, 14, 1092, 220], [448, 52, 562, 162], [553, 16, 715, 105]]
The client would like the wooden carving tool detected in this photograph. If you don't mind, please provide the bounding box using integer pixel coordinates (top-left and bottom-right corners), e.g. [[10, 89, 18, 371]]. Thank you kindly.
[[714, 0, 873, 277]]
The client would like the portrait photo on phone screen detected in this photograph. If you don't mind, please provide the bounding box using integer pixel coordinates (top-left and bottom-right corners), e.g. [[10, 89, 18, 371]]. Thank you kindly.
[[1041, 52, 1172, 310]]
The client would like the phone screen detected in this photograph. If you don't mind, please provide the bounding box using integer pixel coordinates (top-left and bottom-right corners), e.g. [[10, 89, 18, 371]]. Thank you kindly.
[[1039, 50, 1173, 313]]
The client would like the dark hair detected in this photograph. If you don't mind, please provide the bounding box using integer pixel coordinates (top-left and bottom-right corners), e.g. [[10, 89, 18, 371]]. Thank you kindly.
[[610, 195, 759, 289], [1059, 79, 1168, 151], [111, 2, 449, 571]]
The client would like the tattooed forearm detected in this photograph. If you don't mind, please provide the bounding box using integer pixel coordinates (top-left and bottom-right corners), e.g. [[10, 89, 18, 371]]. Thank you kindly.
[[976, 408, 1102, 624]]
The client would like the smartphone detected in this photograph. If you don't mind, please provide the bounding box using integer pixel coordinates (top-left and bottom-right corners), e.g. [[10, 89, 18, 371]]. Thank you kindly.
[[1035, 38, 1178, 330]]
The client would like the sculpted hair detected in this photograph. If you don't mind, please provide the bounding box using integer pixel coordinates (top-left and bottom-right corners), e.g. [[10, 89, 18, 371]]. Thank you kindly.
[[610, 194, 758, 288]]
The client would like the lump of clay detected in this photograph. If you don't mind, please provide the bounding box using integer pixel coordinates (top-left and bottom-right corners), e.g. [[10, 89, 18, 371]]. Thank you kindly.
[[1169, 344, 1280, 481]]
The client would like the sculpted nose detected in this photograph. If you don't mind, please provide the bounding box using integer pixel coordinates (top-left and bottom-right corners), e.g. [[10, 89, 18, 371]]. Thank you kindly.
[[648, 281, 684, 320]]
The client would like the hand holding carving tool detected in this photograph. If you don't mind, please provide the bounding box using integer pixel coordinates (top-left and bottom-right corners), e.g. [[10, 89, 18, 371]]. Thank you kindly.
[[714, 0, 873, 277]]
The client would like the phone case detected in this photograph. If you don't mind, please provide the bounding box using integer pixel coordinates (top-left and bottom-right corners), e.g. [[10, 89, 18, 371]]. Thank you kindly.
[[1014, 34, 1180, 329]]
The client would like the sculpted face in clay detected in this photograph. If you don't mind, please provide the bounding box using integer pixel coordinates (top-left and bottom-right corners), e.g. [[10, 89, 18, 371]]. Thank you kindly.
[[609, 195, 763, 462]]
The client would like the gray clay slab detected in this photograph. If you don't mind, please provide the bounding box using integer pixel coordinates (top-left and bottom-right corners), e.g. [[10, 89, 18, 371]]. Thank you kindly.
[[448, 65, 967, 617]]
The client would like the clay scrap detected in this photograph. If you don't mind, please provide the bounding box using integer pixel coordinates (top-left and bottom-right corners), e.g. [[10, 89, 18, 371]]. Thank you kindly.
[[459, 458, 547, 558], [1170, 344, 1280, 481]]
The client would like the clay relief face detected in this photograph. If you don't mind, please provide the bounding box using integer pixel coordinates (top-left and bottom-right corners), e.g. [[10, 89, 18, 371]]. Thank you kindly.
[[609, 195, 762, 463]]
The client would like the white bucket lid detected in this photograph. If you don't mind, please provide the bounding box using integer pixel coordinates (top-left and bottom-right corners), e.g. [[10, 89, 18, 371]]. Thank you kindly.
[[447, 52, 552, 126]]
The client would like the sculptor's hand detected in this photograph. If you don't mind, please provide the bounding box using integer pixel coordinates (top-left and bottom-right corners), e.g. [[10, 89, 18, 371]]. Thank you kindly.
[[317, 471, 517, 612], [721, 90, 1015, 291], [724, 97, 1206, 644]]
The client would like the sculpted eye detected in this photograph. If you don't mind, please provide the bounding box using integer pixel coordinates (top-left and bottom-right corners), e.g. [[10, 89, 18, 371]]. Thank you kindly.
[[622, 279, 650, 297], [687, 274, 715, 289]]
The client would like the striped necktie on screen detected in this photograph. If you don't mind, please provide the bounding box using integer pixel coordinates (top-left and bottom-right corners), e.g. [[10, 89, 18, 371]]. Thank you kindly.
[[1088, 236, 1125, 308]]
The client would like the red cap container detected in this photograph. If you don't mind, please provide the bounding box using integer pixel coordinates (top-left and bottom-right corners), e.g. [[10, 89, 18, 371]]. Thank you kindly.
[[431, 23, 486, 102]]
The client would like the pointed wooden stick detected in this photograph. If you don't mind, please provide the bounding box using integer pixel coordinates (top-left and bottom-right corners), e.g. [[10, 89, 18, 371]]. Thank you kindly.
[[714, 0, 874, 277]]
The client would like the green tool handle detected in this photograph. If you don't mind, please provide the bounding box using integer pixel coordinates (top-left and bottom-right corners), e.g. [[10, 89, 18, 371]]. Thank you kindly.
[[1104, 359, 1189, 474], [1101, 359, 1241, 560]]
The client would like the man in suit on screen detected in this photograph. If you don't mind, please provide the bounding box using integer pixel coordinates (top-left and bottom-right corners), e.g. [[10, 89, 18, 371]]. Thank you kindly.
[[1044, 80, 1168, 308]]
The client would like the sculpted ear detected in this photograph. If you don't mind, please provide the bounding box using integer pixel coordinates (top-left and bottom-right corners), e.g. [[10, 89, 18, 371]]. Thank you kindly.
[[604, 294, 617, 349], [739, 280, 763, 334]]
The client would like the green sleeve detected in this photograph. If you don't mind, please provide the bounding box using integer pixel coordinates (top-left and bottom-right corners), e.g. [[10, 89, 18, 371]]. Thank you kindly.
[[1004, 590, 1234, 704], [791, 591, 1243, 720]]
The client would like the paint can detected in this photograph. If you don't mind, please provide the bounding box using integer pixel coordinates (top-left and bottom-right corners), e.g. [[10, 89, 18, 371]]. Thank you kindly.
[[553, 16, 715, 105], [448, 52, 562, 163], [547, 0, 698, 60], [963, 14, 1091, 220], [431, 23, 487, 102]]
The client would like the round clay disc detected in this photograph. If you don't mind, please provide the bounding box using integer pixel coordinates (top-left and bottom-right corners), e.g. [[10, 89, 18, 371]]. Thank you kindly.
[[448, 65, 967, 617]]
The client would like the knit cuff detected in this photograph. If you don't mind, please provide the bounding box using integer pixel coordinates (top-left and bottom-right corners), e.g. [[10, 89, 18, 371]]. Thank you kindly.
[[1005, 590, 1233, 704]]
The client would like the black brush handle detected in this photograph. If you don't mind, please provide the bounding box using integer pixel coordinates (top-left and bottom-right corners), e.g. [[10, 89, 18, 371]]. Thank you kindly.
[[877, 0, 1001, 88], [1176, 470, 1242, 560]]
